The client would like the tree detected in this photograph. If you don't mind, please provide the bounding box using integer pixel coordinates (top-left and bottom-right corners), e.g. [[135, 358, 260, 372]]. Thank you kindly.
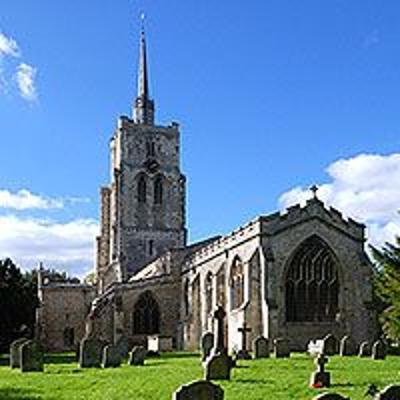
[[371, 236, 400, 341], [0, 258, 38, 352]]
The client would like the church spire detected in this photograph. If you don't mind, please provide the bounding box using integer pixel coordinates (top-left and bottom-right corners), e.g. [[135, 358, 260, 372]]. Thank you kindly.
[[134, 15, 155, 125]]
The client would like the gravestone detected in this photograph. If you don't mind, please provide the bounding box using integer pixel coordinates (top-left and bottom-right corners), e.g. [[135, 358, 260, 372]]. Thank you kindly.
[[339, 335, 356, 356], [148, 335, 173, 352], [308, 339, 324, 357], [236, 322, 252, 360], [358, 341, 371, 357], [10, 338, 29, 368], [372, 340, 386, 360], [213, 305, 227, 354], [102, 344, 121, 368], [115, 335, 129, 359], [20, 340, 44, 372], [375, 385, 400, 400], [201, 332, 214, 362], [253, 336, 269, 358], [322, 334, 338, 356], [273, 338, 290, 358], [204, 352, 232, 380], [79, 337, 104, 368], [173, 380, 224, 400], [310, 353, 330, 388], [312, 394, 349, 400], [128, 346, 147, 366]]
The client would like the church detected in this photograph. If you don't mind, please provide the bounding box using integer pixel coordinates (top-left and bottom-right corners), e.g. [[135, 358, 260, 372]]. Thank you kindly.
[[37, 27, 376, 353]]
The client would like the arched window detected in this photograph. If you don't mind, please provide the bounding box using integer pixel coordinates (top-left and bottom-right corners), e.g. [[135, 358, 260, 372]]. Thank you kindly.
[[138, 175, 147, 203], [285, 236, 339, 322], [216, 266, 226, 308], [230, 257, 244, 310], [154, 176, 163, 205], [133, 291, 160, 334], [205, 272, 213, 315]]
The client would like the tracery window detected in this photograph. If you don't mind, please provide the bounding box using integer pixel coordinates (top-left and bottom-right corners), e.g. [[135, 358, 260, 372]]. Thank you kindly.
[[230, 257, 244, 310], [133, 291, 160, 334], [138, 175, 147, 203], [205, 272, 213, 314], [285, 236, 339, 322], [216, 266, 226, 308], [154, 176, 163, 205]]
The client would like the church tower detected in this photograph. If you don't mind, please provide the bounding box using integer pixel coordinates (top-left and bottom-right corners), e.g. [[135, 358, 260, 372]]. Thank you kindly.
[[96, 24, 187, 290]]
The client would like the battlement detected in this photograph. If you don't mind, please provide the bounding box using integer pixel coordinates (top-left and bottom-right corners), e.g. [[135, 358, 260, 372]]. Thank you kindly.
[[117, 115, 179, 133]]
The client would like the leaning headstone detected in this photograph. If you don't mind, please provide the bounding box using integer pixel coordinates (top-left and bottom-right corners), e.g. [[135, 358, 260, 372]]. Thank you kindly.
[[204, 352, 232, 380], [102, 344, 121, 368], [20, 340, 44, 372], [10, 338, 29, 368], [358, 341, 371, 357], [236, 322, 252, 360], [173, 380, 224, 400], [339, 335, 356, 356], [372, 340, 386, 360], [79, 337, 104, 368], [253, 336, 269, 359], [273, 338, 290, 358], [322, 334, 338, 356], [312, 394, 349, 400], [309, 353, 330, 388], [201, 332, 214, 362], [115, 335, 129, 359], [128, 346, 147, 366], [375, 385, 400, 400]]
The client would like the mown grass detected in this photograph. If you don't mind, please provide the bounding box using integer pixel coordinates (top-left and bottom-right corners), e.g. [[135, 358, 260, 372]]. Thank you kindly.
[[0, 352, 399, 399]]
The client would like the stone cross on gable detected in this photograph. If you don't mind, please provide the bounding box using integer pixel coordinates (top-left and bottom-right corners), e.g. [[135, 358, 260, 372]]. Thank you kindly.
[[238, 322, 251, 352], [310, 184, 319, 199], [213, 305, 226, 354]]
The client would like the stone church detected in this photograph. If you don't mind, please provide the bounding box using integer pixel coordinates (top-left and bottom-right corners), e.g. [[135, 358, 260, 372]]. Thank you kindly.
[[37, 28, 376, 353]]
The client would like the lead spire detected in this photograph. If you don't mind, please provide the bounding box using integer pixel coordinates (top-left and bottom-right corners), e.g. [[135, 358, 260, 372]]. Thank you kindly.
[[134, 14, 155, 125]]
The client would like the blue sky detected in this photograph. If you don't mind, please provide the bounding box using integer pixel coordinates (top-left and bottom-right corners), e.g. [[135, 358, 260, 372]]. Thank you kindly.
[[0, 1, 399, 277]]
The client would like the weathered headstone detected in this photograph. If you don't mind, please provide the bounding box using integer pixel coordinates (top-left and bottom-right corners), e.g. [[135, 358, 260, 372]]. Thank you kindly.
[[322, 334, 338, 356], [372, 340, 386, 360], [10, 338, 29, 368], [308, 339, 325, 357], [358, 341, 371, 357], [312, 394, 349, 400], [79, 337, 104, 368], [339, 335, 356, 356], [310, 353, 330, 388], [201, 332, 214, 362], [273, 338, 290, 358], [173, 380, 224, 400], [236, 322, 252, 360], [204, 352, 232, 380], [128, 346, 147, 366], [253, 336, 269, 359], [102, 344, 121, 368], [115, 335, 129, 359], [20, 340, 44, 372], [375, 385, 400, 400], [148, 335, 173, 352]]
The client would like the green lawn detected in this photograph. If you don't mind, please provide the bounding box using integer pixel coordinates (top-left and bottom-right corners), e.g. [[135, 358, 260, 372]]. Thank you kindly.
[[0, 352, 399, 400]]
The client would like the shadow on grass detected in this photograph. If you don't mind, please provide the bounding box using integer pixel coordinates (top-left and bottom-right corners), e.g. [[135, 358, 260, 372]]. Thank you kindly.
[[44, 353, 76, 365], [161, 353, 199, 359], [234, 378, 269, 384], [0, 388, 46, 400]]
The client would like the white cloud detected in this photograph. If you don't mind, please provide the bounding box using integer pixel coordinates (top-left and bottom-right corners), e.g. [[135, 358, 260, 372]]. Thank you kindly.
[[0, 214, 99, 278], [279, 153, 400, 248], [0, 32, 20, 58], [15, 62, 37, 101], [0, 189, 63, 210]]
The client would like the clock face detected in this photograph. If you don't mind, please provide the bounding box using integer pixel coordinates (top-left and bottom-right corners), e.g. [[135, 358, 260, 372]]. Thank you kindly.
[[144, 159, 159, 173]]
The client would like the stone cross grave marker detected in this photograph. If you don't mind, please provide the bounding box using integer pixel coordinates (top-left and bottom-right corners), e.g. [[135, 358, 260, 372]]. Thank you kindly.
[[173, 380, 224, 400], [236, 322, 252, 360], [79, 337, 104, 368], [253, 336, 269, 359], [372, 340, 386, 360], [10, 338, 29, 369], [273, 338, 290, 358], [339, 335, 356, 356], [128, 346, 147, 366], [213, 305, 226, 354], [20, 340, 44, 372], [102, 344, 121, 368], [358, 341, 371, 357], [375, 385, 400, 400], [310, 353, 330, 388], [204, 352, 232, 381], [201, 332, 214, 362]]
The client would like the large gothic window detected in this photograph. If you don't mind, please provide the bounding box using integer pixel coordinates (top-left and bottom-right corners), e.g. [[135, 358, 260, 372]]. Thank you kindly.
[[230, 257, 244, 310], [205, 272, 213, 315], [154, 176, 163, 205], [285, 236, 339, 322], [216, 266, 226, 308], [138, 175, 147, 203], [133, 291, 160, 334]]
